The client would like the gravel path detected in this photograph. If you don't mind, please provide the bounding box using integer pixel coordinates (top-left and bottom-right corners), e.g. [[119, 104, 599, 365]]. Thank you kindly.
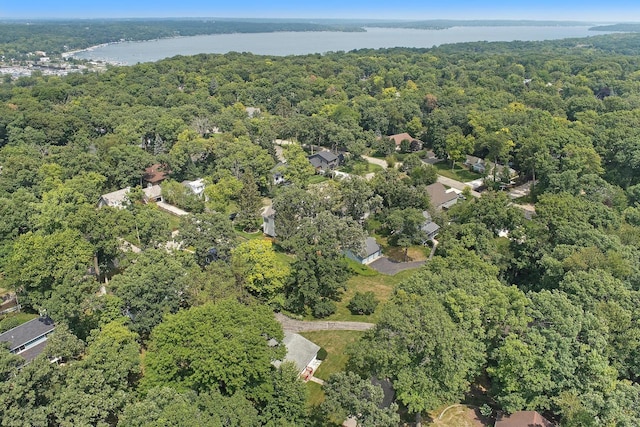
[[275, 313, 374, 333]]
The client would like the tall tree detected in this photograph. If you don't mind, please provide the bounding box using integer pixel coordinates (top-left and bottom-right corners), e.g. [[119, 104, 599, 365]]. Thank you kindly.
[[141, 300, 284, 398]]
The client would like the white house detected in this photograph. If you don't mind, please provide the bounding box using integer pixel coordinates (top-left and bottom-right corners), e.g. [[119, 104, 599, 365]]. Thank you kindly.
[[183, 178, 206, 197]]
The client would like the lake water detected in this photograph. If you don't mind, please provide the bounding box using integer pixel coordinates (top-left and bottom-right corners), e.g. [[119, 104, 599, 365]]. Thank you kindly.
[[72, 26, 607, 65]]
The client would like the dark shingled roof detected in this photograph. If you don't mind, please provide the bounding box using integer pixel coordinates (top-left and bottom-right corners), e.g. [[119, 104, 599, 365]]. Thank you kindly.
[[0, 316, 55, 352]]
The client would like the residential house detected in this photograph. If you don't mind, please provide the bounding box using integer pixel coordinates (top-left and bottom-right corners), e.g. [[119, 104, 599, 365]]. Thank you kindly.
[[308, 151, 339, 173], [387, 132, 423, 152], [97, 187, 131, 209], [142, 184, 163, 203], [426, 182, 459, 210], [0, 316, 55, 363], [143, 163, 170, 186], [421, 211, 440, 240], [465, 155, 486, 173], [271, 162, 286, 185], [465, 155, 518, 183], [182, 178, 206, 197], [262, 206, 276, 237], [273, 332, 321, 380], [495, 411, 554, 427], [346, 237, 383, 265], [98, 185, 163, 209], [423, 150, 443, 165]]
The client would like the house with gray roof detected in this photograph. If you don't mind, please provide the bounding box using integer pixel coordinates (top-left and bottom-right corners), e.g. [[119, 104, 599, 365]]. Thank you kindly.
[[345, 237, 382, 265], [426, 182, 459, 210], [97, 187, 131, 209], [0, 316, 55, 362], [273, 332, 321, 378], [308, 151, 339, 172], [421, 211, 440, 240], [262, 205, 276, 237]]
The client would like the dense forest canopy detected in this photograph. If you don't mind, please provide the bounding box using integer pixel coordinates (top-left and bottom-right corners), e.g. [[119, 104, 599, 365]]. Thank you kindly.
[[1, 31, 640, 426]]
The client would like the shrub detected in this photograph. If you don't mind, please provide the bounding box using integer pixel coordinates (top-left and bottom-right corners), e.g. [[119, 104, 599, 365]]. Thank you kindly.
[[316, 347, 328, 360], [313, 299, 336, 318], [347, 291, 379, 315]]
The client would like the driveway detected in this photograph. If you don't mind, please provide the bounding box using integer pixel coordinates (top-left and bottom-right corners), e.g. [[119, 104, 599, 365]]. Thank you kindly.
[[361, 155, 389, 169], [368, 256, 425, 275], [274, 313, 374, 332]]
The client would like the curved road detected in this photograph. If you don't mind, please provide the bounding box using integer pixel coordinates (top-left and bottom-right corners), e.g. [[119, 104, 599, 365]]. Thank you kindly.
[[275, 313, 374, 333]]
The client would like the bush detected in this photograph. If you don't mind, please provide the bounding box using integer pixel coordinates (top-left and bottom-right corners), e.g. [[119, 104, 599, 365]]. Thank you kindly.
[[312, 299, 336, 318], [316, 347, 328, 360], [347, 291, 379, 315]]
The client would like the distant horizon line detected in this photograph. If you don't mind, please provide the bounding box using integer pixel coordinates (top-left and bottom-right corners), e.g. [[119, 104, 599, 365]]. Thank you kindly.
[[0, 17, 636, 24]]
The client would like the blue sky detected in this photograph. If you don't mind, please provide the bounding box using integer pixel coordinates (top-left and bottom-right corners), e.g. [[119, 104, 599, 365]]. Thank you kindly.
[[2, 1, 639, 21]]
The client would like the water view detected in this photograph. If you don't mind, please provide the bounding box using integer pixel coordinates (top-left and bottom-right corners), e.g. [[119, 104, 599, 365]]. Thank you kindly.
[[73, 26, 607, 64]]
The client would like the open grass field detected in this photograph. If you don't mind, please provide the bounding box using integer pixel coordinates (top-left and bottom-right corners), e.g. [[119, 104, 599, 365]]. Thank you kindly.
[[434, 161, 482, 182], [427, 405, 490, 427], [301, 330, 365, 408]]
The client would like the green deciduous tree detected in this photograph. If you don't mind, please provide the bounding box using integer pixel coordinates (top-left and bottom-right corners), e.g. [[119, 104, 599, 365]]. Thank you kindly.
[[141, 300, 284, 398], [231, 239, 290, 305], [322, 371, 399, 427]]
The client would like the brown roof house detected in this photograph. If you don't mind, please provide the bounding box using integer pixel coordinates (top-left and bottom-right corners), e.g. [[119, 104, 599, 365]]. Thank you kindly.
[[426, 182, 459, 210], [143, 163, 170, 186], [495, 411, 554, 427]]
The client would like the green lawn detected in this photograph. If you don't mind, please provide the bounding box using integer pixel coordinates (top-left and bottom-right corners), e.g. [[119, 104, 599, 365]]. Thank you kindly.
[[300, 330, 366, 405], [326, 265, 419, 323], [308, 175, 329, 184], [434, 161, 482, 182]]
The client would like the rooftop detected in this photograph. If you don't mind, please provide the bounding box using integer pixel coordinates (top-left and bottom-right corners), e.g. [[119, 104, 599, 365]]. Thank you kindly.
[[273, 332, 320, 374], [426, 182, 458, 208], [0, 316, 55, 352], [495, 411, 554, 427]]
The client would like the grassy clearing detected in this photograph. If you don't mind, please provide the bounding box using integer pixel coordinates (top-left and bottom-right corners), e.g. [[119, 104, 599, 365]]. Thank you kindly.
[[301, 330, 365, 409], [308, 175, 329, 184], [434, 162, 481, 182], [306, 381, 325, 408], [427, 405, 489, 427], [301, 330, 365, 381], [375, 235, 428, 263], [328, 266, 418, 322]]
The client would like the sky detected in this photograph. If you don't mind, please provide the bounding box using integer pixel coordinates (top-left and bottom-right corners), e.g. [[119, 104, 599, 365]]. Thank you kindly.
[[1, 0, 640, 22]]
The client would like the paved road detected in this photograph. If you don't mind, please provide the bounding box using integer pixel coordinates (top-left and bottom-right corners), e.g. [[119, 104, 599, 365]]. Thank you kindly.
[[275, 313, 374, 332], [368, 257, 426, 275], [436, 176, 482, 198]]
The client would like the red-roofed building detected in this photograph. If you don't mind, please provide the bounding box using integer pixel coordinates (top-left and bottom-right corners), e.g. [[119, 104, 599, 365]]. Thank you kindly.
[[495, 411, 554, 427], [143, 163, 170, 185]]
